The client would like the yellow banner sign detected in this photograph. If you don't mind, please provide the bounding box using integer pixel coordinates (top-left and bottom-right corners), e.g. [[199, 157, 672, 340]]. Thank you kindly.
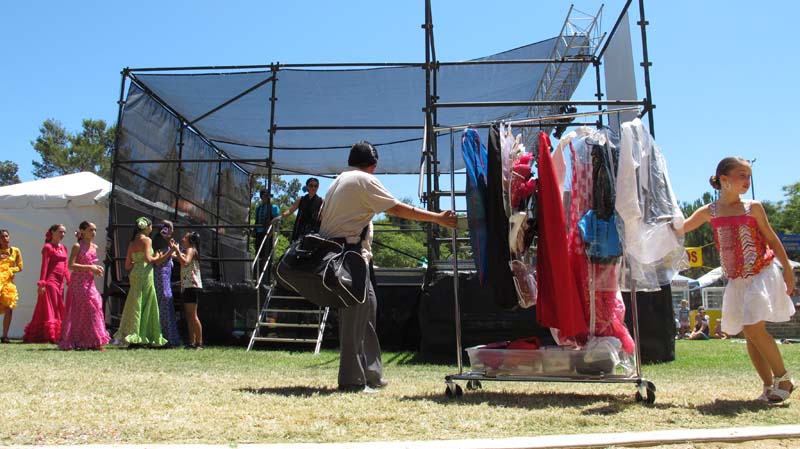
[[686, 247, 703, 268]]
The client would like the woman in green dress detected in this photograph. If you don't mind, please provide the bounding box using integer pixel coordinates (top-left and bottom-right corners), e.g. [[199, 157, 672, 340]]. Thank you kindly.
[[113, 217, 168, 347]]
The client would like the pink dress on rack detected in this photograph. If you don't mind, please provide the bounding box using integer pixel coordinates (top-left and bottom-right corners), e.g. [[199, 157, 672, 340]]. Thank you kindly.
[[566, 135, 634, 354], [59, 242, 110, 350], [23, 243, 69, 343]]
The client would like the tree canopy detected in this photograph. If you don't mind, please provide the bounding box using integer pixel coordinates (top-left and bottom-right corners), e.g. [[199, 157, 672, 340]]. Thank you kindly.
[[31, 119, 116, 180], [0, 160, 21, 186]]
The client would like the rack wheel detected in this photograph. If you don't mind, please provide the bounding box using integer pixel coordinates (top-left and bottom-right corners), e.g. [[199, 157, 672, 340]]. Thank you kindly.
[[466, 380, 482, 390], [445, 383, 464, 398], [635, 381, 656, 404]]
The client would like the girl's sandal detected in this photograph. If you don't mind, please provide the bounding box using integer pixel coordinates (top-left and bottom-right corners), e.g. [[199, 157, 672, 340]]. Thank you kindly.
[[757, 385, 773, 402], [769, 372, 796, 403]]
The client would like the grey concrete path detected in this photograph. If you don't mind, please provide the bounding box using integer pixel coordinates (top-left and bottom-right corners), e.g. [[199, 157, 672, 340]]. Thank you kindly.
[[7, 424, 800, 449]]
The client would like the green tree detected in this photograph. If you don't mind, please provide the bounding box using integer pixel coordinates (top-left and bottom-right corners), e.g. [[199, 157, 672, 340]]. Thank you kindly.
[[31, 119, 116, 179], [0, 160, 21, 186], [371, 198, 428, 268], [771, 182, 800, 234], [769, 182, 800, 260]]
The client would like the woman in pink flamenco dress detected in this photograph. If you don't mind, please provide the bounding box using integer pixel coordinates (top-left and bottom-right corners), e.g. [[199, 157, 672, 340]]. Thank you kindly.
[[23, 224, 69, 343], [59, 221, 110, 350]]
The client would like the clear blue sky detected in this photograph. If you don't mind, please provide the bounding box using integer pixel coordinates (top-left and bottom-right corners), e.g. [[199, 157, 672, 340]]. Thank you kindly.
[[2, 0, 798, 206]]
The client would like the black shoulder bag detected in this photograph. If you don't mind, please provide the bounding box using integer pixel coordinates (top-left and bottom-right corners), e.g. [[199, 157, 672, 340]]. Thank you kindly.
[[275, 227, 369, 308]]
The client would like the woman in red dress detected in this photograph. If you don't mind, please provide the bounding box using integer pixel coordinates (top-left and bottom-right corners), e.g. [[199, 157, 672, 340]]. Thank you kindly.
[[23, 224, 69, 343]]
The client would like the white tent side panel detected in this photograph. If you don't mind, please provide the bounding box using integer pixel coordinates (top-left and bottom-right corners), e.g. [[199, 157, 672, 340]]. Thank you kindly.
[[0, 173, 110, 339]]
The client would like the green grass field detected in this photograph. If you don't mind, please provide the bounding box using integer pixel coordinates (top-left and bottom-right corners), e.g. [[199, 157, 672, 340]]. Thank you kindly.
[[0, 339, 797, 445]]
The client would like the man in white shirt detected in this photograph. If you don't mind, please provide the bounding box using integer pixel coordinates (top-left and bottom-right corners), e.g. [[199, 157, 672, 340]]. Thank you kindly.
[[320, 141, 457, 393]]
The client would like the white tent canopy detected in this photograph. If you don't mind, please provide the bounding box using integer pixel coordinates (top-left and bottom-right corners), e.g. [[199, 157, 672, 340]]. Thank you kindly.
[[671, 273, 699, 290], [0, 172, 111, 338]]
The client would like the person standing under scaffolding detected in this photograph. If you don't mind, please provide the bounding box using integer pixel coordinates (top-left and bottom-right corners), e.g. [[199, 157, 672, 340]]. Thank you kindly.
[[253, 189, 279, 271], [271, 177, 323, 242], [320, 141, 458, 393]]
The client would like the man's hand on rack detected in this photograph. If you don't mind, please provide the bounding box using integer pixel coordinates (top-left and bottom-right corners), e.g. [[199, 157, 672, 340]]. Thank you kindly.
[[437, 210, 458, 229]]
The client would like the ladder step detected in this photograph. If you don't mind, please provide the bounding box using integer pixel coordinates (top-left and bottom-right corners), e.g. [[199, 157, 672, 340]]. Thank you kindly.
[[251, 337, 318, 343], [263, 308, 322, 314], [258, 322, 319, 329]]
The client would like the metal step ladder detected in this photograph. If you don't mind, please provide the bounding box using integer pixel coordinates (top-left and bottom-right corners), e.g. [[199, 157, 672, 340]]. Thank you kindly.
[[246, 225, 330, 354], [246, 285, 330, 354]]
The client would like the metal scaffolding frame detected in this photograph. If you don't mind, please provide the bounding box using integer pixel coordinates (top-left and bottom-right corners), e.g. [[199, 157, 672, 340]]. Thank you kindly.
[[105, 0, 657, 351]]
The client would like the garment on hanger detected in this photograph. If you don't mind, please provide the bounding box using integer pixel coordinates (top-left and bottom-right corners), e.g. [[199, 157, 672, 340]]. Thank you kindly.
[[461, 128, 489, 284], [563, 128, 633, 353], [502, 124, 538, 308], [499, 123, 516, 216], [565, 130, 594, 329], [615, 118, 687, 289], [486, 124, 519, 308], [579, 211, 622, 263], [535, 131, 587, 338], [580, 140, 622, 263], [553, 126, 594, 199]]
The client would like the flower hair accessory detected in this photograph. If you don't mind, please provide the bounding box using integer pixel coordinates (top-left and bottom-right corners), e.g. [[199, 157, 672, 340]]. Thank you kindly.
[[75, 230, 81, 239], [45, 230, 53, 241], [135, 217, 150, 230]]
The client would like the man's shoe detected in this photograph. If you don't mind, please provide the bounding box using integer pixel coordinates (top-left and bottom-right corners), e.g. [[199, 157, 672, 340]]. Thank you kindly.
[[367, 378, 389, 389], [337, 384, 380, 394]]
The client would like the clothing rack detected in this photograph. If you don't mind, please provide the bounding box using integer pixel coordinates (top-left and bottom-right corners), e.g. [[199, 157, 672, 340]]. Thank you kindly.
[[433, 107, 641, 133], [441, 115, 655, 402]]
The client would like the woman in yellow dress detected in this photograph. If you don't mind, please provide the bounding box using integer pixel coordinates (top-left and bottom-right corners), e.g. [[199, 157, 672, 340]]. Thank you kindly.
[[0, 229, 23, 343]]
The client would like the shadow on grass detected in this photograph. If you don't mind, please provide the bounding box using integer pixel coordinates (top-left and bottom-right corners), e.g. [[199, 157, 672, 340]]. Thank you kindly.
[[238, 386, 339, 397], [384, 351, 423, 365], [696, 399, 775, 416], [20, 346, 60, 351], [303, 356, 340, 369], [400, 389, 679, 413]]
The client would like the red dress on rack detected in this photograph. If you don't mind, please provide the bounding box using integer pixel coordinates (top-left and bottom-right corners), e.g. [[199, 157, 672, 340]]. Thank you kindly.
[[23, 243, 69, 343], [535, 132, 587, 338]]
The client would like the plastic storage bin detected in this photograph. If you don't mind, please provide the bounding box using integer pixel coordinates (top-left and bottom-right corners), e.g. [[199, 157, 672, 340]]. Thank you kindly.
[[466, 345, 622, 376], [466, 345, 543, 376]]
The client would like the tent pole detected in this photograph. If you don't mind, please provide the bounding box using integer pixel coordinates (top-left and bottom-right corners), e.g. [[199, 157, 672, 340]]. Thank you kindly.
[[174, 126, 185, 222], [423, 0, 437, 263], [215, 158, 223, 281], [104, 67, 129, 323], [594, 60, 605, 128], [637, 0, 656, 137], [266, 63, 279, 277]]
